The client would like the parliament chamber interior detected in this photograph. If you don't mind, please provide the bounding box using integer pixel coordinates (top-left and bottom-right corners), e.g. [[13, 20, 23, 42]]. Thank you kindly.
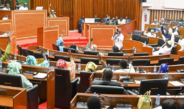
[[1, 0, 184, 109]]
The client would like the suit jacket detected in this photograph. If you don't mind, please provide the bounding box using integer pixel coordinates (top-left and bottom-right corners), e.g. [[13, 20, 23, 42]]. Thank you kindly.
[[85, 80, 124, 93]]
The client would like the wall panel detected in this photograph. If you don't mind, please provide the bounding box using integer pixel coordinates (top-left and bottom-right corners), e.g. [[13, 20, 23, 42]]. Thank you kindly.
[[149, 9, 184, 24], [30, 0, 141, 30]]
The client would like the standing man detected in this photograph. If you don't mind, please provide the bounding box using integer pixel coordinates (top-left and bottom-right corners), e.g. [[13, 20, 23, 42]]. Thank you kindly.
[[111, 28, 124, 50]]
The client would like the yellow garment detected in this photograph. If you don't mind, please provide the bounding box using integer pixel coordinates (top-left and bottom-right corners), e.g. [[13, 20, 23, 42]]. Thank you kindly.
[[36, 58, 44, 64], [85, 62, 98, 72], [0, 44, 11, 61]]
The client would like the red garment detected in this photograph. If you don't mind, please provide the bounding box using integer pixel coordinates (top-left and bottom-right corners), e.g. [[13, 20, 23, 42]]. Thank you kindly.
[[56, 59, 68, 69]]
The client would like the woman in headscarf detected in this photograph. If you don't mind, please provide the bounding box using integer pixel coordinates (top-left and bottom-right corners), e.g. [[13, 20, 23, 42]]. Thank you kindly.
[[56, 37, 64, 52], [26, 55, 49, 67], [56, 50, 76, 81], [91, 44, 97, 51], [7, 61, 33, 89], [0, 35, 11, 61]]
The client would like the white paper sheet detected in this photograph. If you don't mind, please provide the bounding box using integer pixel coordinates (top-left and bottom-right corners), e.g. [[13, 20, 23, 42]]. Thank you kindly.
[[34, 73, 47, 79], [153, 106, 162, 109], [135, 80, 141, 84], [169, 81, 184, 86]]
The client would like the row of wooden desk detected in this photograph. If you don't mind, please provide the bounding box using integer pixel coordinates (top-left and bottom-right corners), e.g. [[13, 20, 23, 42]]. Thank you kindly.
[[70, 93, 184, 109]]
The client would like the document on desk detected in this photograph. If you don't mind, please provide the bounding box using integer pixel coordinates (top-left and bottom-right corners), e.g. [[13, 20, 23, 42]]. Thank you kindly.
[[153, 106, 162, 109], [33, 73, 47, 79], [169, 81, 184, 86], [135, 80, 141, 84]]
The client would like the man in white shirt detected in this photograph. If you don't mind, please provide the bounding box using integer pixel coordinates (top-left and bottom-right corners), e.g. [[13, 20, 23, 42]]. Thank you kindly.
[[2, 4, 10, 10], [111, 28, 124, 50], [169, 26, 179, 35], [151, 19, 159, 25], [19, 3, 28, 10], [178, 37, 184, 51], [144, 29, 156, 38], [153, 33, 175, 55]]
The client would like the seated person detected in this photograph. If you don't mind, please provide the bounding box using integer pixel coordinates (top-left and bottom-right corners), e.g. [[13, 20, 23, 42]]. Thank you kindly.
[[98, 54, 135, 72], [56, 37, 64, 52], [87, 96, 101, 109], [115, 16, 118, 25], [102, 15, 108, 23], [26, 48, 49, 67], [178, 36, 184, 51], [162, 99, 180, 109], [151, 19, 159, 25], [91, 44, 97, 51], [153, 40, 174, 56], [56, 50, 75, 81], [160, 18, 165, 24], [169, 26, 179, 35], [0, 36, 11, 62], [2, 3, 10, 10], [118, 17, 126, 25], [86, 38, 93, 50], [50, 10, 57, 18], [144, 28, 156, 38], [105, 16, 110, 24], [19, 2, 28, 10], [109, 18, 116, 25], [85, 62, 98, 72], [112, 45, 119, 52], [161, 25, 171, 40], [7, 61, 33, 89], [86, 68, 127, 93]]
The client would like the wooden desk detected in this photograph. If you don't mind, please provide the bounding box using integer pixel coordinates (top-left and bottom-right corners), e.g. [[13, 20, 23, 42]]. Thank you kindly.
[[37, 26, 59, 49], [12, 10, 47, 41], [70, 93, 184, 109], [0, 10, 12, 19], [2, 60, 55, 109], [0, 20, 12, 31], [47, 17, 69, 37], [117, 20, 136, 35], [0, 31, 16, 54], [0, 85, 27, 109]]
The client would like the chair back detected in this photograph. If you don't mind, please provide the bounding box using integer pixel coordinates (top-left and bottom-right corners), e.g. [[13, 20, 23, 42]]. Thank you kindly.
[[108, 52, 124, 56], [132, 35, 141, 41], [133, 30, 143, 36], [52, 44, 59, 51], [158, 58, 174, 65], [22, 49, 33, 56], [148, 28, 156, 32], [171, 45, 177, 54], [17, 45, 23, 55], [63, 47, 77, 53], [79, 71, 92, 92], [158, 39, 165, 46], [178, 57, 184, 64], [55, 68, 71, 108], [133, 53, 149, 56], [81, 58, 99, 65], [91, 85, 125, 94], [106, 59, 121, 65], [33, 52, 43, 58], [0, 73, 22, 87], [175, 36, 180, 42], [54, 55, 70, 61], [132, 59, 150, 66], [27, 84, 39, 109], [140, 36, 149, 44], [84, 50, 99, 55]]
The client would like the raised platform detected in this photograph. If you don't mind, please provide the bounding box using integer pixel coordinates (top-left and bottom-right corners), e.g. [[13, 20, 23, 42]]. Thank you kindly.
[[17, 32, 88, 49]]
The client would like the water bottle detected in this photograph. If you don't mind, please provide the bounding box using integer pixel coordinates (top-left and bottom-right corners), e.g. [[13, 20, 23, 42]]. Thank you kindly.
[[130, 37, 132, 40], [47, 49, 49, 55], [154, 65, 157, 73], [112, 65, 115, 72], [155, 94, 160, 107], [144, 41, 147, 46], [134, 48, 137, 54], [78, 63, 81, 72], [0, 60, 2, 70], [14, 53, 17, 60], [94, 92, 96, 96], [165, 72, 168, 79], [136, 67, 139, 73], [107, 64, 110, 69]]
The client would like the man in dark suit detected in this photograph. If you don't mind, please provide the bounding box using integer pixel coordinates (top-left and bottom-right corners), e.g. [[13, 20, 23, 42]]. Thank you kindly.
[[86, 68, 127, 93]]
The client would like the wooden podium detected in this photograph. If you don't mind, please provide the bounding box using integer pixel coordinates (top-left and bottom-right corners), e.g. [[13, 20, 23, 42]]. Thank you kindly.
[[37, 26, 59, 49], [0, 31, 16, 54], [0, 85, 27, 109]]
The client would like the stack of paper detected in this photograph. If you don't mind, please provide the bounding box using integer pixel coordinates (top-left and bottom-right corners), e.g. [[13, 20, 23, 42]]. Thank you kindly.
[[169, 81, 184, 86], [33, 73, 47, 79]]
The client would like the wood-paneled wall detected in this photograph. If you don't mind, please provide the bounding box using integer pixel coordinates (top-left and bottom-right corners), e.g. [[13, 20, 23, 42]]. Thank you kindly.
[[149, 9, 184, 24], [30, 0, 142, 30]]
